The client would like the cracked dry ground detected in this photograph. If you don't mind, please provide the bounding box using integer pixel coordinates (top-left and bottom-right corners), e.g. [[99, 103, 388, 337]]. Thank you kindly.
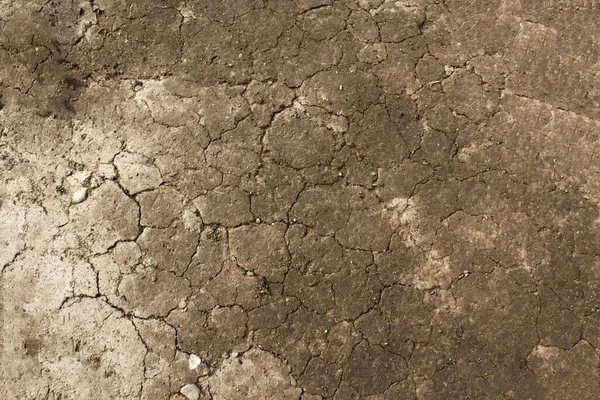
[[4, 1, 600, 400]]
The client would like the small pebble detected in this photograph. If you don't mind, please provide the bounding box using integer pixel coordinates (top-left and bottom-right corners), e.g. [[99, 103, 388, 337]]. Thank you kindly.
[[71, 187, 88, 204], [180, 383, 201, 400], [256, 218, 261, 223], [178, 300, 187, 309], [90, 177, 101, 188], [189, 354, 202, 370]]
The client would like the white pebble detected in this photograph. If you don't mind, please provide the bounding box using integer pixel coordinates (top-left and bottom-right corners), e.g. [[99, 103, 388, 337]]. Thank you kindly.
[[180, 383, 201, 400], [71, 187, 88, 204], [189, 354, 202, 370]]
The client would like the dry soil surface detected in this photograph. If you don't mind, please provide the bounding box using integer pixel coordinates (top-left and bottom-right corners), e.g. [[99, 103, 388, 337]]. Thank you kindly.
[[3, 0, 600, 399]]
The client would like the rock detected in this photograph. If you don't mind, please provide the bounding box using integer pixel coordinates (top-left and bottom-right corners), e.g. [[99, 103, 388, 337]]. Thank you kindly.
[[71, 187, 88, 204], [180, 383, 201, 400], [189, 354, 202, 370]]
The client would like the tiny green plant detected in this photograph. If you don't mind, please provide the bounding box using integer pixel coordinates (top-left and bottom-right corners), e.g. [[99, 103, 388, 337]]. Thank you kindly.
[[259, 277, 271, 295]]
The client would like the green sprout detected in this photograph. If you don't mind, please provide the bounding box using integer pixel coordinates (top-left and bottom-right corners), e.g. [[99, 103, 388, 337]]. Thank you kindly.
[[258, 277, 271, 295]]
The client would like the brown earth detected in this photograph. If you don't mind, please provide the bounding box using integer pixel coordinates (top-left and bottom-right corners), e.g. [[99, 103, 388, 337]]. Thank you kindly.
[[2, 0, 600, 399]]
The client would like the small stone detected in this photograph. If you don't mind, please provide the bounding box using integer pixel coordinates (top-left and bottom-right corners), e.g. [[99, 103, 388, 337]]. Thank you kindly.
[[189, 354, 202, 370], [180, 383, 201, 400], [256, 218, 261, 223], [179, 300, 187, 309], [91, 177, 102, 188], [71, 187, 88, 204]]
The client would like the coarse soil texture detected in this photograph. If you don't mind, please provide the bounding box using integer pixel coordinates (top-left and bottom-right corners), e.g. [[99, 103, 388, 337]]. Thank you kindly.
[[2, 0, 600, 399]]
